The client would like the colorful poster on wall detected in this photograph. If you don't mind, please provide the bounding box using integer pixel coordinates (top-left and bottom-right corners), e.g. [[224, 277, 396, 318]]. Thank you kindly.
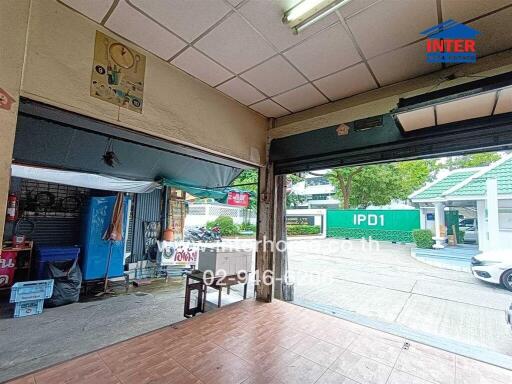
[[91, 31, 145, 113]]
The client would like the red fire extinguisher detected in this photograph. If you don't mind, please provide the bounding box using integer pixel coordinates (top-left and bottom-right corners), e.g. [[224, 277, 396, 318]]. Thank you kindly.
[[6, 193, 17, 222]]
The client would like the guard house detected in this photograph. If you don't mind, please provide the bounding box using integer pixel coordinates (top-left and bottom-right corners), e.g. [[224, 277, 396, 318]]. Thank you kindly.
[[409, 154, 512, 251]]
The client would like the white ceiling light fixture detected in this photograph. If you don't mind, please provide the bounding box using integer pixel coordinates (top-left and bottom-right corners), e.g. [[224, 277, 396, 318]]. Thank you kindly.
[[283, 0, 353, 34], [391, 72, 512, 133]]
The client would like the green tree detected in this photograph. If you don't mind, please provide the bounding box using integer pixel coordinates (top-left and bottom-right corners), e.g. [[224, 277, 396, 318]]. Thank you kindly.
[[230, 169, 258, 209], [327, 160, 437, 209], [445, 152, 501, 170], [395, 159, 439, 199], [286, 174, 305, 208]]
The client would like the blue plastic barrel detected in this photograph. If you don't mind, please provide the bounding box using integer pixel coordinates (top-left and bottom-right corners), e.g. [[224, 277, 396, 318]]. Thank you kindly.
[[36, 246, 80, 280]]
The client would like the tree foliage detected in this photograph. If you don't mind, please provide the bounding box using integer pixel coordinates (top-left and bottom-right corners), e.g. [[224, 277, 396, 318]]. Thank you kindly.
[[230, 170, 305, 209], [445, 152, 501, 169], [230, 169, 258, 209], [327, 159, 438, 209]]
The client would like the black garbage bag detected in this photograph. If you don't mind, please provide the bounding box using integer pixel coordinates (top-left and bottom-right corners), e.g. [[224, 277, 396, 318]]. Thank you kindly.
[[45, 258, 82, 307]]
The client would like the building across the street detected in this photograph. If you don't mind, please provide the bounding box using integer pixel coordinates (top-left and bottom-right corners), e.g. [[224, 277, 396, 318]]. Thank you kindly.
[[409, 154, 512, 251], [291, 170, 339, 209]]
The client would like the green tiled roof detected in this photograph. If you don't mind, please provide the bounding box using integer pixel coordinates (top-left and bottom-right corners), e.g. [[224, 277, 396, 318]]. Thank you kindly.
[[411, 170, 479, 200], [449, 157, 512, 197]]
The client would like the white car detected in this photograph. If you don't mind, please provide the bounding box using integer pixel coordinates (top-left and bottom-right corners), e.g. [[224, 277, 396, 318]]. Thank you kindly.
[[471, 250, 512, 291]]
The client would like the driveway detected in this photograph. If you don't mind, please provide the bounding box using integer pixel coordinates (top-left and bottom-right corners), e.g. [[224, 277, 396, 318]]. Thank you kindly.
[[287, 238, 512, 357]]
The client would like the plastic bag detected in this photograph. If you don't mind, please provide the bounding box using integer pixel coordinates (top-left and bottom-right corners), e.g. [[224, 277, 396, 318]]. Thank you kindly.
[[45, 258, 82, 307]]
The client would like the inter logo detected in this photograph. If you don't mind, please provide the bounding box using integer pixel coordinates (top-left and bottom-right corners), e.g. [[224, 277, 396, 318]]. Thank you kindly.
[[421, 20, 480, 63]]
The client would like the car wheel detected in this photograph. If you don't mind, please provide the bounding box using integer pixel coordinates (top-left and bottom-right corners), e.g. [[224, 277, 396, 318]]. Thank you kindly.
[[501, 269, 512, 291]]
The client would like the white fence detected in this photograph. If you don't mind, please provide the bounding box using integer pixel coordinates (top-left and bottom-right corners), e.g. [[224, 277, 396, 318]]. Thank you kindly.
[[185, 204, 257, 228]]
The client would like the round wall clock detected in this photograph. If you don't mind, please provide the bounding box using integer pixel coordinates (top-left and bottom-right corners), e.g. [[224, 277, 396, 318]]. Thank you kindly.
[[109, 43, 135, 69]]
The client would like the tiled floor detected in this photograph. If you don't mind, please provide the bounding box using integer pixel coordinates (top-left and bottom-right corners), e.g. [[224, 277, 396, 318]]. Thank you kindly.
[[7, 299, 512, 384]]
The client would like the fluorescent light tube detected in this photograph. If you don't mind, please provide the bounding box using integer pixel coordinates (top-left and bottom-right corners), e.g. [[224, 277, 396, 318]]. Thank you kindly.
[[283, 0, 353, 34]]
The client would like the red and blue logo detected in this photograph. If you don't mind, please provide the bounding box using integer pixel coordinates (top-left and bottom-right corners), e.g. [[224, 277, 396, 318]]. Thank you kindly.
[[421, 20, 479, 63]]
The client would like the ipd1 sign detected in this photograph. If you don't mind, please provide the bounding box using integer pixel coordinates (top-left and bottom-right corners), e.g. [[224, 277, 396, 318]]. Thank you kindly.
[[227, 191, 250, 207], [353, 213, 385, 227]]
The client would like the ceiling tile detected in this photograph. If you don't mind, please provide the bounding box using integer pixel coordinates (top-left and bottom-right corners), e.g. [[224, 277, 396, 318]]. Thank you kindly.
[[347, 0, 437, 58], [194, 13, 275, 73], [313, 63, 377, 100], [467, 7, 512, 57], [106, 1, 187, 59], [272, 84, 328, 112], [216, 78, 265, 105], [59, 0, 114, 22], [283, 23, 361, 80], [368, 40, 441, 86], [250, 99, 289, 117], [441, 0, 512, 23], [171, 47, 233, 86], [238, 0, 338, 51], [240, 55, 307, 96], [338, 0, 383, 19], [129, 0, 231, 42]]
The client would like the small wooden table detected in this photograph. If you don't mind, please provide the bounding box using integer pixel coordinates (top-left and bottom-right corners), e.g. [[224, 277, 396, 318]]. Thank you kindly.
[[184, 270, 249, 318]]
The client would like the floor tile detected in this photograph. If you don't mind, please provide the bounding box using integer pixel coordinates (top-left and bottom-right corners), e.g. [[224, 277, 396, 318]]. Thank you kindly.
[[316, 369, 358, 384], [395, 344, 455, 384], [290, 334, 344, 367], [388, 369, 437, 384], [348, 334, 403, 366], [113, 351, 200, 384], [5, 300, 509, 384], [34, 353, 121, 384], [272, 355, 327, 384], [330, 350, 392, 384]]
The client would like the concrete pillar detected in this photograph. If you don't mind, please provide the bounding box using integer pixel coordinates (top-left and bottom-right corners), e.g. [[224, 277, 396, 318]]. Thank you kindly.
[[0, 1, 31, 252], [486, 178, 499, 250], [433, 202, 446, 248], [476, 200, 487, 251], [419, 208, 426, 230], [255, 162, 275, 302]]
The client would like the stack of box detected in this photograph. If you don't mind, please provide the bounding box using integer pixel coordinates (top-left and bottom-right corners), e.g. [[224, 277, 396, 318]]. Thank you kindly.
[[9, 280, 54, 318]]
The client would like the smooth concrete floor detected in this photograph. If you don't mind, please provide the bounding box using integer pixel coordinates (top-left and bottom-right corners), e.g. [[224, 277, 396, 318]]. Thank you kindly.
[[5, 299, 512, 384], [288, 239, 512, 356]]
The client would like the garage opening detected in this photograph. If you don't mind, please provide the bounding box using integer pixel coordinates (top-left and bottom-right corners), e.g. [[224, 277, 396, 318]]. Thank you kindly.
[[270, 73, 512, 368], [0, 99, 258, 380]]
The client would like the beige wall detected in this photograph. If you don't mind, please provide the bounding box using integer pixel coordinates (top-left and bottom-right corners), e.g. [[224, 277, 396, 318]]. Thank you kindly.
[[0, 0, 268, 250], [20, 0, 267, 165], [0, 1, 31, 245]]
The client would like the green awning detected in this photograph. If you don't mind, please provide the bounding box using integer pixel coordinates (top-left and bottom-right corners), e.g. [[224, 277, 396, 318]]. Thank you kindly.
[[161, 178, 255, 203]]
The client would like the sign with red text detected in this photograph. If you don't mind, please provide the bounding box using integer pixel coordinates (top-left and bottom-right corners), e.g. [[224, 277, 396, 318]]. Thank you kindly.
[[227, 191, 250, 207], [160, 243, 198, 267]]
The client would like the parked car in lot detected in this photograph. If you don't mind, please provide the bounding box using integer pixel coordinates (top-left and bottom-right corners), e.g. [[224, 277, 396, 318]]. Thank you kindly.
[[459, 218, 476, 228], [463, 226, 478, 243], [471, 250, 512, 291], [459, 218, 477, 243]]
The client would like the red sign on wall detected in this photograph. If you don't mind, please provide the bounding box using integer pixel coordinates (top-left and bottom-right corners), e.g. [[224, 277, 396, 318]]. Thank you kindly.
[[227, 191, 250, 207]]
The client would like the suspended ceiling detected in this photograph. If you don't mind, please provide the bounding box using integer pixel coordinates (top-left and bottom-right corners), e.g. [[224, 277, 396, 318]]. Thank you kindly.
[[59, 0, 512, 118]]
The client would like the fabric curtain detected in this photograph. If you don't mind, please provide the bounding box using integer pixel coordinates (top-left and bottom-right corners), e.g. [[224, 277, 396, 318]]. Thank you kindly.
[[11, 164, 160, 193], [160, 178, 255, 203]]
